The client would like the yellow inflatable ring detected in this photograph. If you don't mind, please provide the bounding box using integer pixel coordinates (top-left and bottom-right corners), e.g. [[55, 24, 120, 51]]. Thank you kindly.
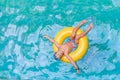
[[53, 27, 88, 63]]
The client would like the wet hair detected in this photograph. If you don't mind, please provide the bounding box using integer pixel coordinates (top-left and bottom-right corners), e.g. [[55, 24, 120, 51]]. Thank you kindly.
[[53, 53, 59, 61]]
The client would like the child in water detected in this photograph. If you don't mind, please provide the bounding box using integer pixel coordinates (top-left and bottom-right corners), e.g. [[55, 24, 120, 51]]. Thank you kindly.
[[44, 20, 93, 74]]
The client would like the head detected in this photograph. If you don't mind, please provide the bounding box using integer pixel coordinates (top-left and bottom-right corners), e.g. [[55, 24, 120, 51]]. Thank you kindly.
[[54, 51, 64, 61]]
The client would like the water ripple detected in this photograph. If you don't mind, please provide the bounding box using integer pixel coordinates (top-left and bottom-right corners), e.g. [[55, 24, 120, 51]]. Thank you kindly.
[[0, 0, 120, 80]]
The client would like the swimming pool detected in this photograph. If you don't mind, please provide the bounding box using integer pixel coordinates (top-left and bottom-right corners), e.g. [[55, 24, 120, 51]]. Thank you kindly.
[[0, 0, 120, 80]]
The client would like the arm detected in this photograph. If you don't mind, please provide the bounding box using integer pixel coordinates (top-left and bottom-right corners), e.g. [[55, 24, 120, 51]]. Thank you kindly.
[[65, 54, 80, 74], [44, 35, 61, 48]]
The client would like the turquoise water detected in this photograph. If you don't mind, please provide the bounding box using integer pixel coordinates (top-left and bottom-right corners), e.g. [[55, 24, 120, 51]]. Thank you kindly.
[[0, 0, 120, 80]]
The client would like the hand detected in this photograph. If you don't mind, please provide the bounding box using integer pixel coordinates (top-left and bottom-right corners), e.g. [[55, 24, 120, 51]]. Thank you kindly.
[[76, 69, 80, 74], [90, 23, 94, 29], [43, 35, 48, 39]]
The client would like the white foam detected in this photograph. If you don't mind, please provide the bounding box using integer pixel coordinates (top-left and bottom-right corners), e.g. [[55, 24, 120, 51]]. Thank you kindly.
[[4, 40, 14, 57], [13, 68, 20, 74], [8, 64, 13, 70], [2, 27, 5, 32], [34, 6, 45, 12], [49, 14, 53, 17], [5, 7, 19, 14], [102, 5, 112, 10], [14, 44, 21, 56], [18, 25, 28, 41], [0, 36, 5, 41], [8, 40, 14, 49], [16, 15, 25, 21], [66, 10, 72, 15], [112, 0, 120, 7], [53, 5, 58, 9], [55, 14, 61, 20], [5, 24, 17, 37], [0, 12, 2, 17]]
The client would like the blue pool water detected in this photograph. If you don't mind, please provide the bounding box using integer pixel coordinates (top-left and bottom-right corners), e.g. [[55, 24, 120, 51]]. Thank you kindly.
[[0, 0, 120, 80]]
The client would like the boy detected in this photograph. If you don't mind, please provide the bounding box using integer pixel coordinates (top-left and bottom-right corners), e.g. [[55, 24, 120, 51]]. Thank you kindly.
[[44, 20, 93, 74]]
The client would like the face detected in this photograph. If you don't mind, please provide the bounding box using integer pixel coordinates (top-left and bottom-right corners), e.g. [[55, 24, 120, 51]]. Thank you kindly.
[[55, 50, 63, 59]]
